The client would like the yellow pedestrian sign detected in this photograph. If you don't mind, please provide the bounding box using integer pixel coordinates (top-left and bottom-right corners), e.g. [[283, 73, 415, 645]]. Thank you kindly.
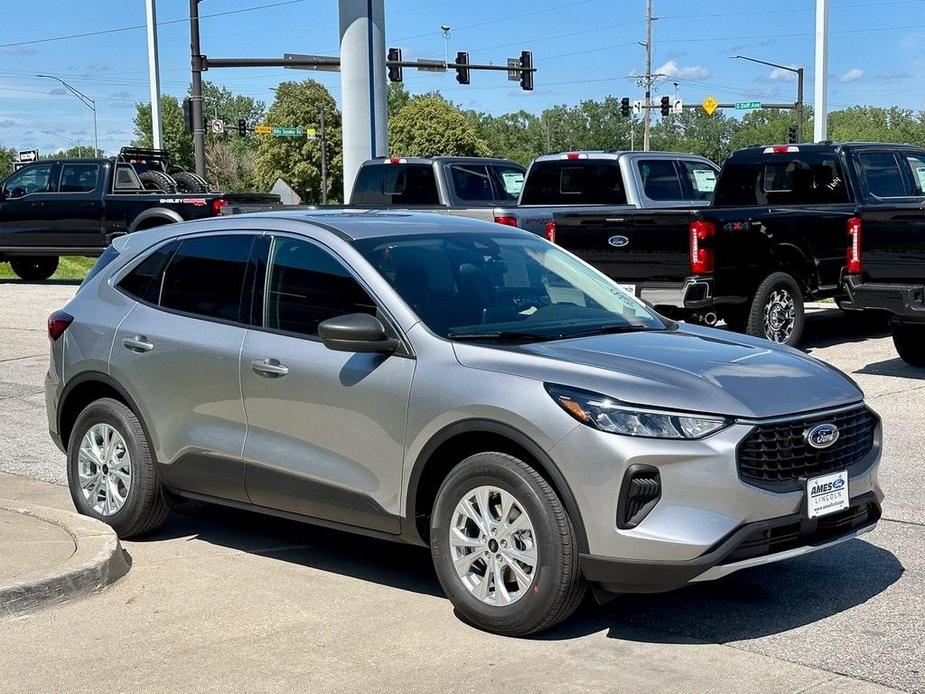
[[702, 95, 718, 116], [254, 124, 272, 135]]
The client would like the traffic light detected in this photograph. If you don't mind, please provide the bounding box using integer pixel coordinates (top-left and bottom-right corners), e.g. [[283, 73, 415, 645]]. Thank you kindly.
[[237, 119, 248, 137], [387, 47, 403, 83], [620, 97, 630, 118], [788, 124, 798, 144], [182, 98, 193, 133], [519, 50, 533, 91], [455, 51, 470, 85], [660, 96, 671, 117]]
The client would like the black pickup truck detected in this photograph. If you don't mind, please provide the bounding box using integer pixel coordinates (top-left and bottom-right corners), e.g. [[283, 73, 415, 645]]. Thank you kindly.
[[0, 153, 277, 280], [552, 142, 925, 349]]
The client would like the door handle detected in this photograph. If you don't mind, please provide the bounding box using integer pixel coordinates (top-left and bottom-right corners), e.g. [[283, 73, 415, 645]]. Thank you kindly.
[[250, 358, 289, 377], [30, 201, 45, 207], [122, 336, 154, 352]]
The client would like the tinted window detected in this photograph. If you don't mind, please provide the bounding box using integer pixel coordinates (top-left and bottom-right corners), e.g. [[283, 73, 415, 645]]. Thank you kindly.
[[449, 165, 493, 203], [264, 237, 376, 337], [160, 235, 254, 321], [351, 163, 439, 205], [492, 165, 525, 201], [59, 164, 100, 193], [902, 154, 925, 196], [858, 152, 907, 198], [713, 154, 850, 206], [114, 164, 142, 191], [3, 163, 55, 197], [79, 245, 120, 291], [679, 161, 717, 201], [521, 161, 627, 205], [118, 241, 180, 304], [638, 159, 684, 200]]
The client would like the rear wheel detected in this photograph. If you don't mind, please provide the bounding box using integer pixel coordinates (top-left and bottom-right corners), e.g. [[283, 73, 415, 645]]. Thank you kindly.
[[892, 323, 925, 367], [745, 271, 805, 346], [10, 256, 58, 281], [430, 452, 585, 636]]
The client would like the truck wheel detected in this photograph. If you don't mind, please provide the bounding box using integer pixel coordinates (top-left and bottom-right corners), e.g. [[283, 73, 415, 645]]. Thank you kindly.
[[10, 256, 58, 281], [745, 272, 805, 345], [172, 171, 209, 194], [892, 324, 925, 367], [722, 305, 748, 332], [139, 170, 177, 194]]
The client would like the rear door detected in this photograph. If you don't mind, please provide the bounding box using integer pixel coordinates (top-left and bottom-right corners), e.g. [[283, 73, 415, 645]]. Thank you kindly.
[[42, 162, 106, 250]]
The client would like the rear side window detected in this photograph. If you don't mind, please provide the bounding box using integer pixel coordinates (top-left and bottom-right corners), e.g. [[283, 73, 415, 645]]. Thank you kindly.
[[903, 154, 925, 195], [680, 161, 717, 201], [159, 235, 254, 321], [858, 152, 907, 198], [264, 237, 376, 337], [118, 241, 180, 304], [59, 164, 100, 193], [521, 161, 627, 205], [713, 154, 850, 206], [492, 166, 525, 200], [113, 164, 142, 191], [449, 165, 493, 203], [638, 159, 684, 200], [351, 164, 439, 205]]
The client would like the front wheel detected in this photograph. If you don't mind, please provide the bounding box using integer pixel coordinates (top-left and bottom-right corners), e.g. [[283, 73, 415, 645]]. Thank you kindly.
[[892, 323, 925, 367], [745, 271, 805, 345], [430, 452, 586, 636], [10, 256, 58, 281]]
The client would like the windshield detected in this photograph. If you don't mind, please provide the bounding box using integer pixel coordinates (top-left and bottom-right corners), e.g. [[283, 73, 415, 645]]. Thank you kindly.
[[353, 232, 665, 341]]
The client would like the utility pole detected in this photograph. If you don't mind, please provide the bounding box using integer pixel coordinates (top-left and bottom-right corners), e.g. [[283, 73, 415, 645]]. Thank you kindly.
[[813, 0, 829, 141], [642, 0, 653, 151], [189, 0, 206, 177], [145, 0, 163, 150]]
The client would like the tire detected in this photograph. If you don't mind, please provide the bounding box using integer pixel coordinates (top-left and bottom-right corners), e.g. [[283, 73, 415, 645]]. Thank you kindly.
[[892, 323, 925, 367], [66, 398, 169, 538], [10, 256, 58, 281], [721, 305, 748, 333], [138, 170, 177, 194], [745, 271, 805, 345], [430, 452, 586, 636], [172, 170, 209, 194]]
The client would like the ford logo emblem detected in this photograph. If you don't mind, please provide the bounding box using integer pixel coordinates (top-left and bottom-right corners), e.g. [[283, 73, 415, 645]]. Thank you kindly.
[[805, 423, 839, 449], [608, 235, 629, 248]]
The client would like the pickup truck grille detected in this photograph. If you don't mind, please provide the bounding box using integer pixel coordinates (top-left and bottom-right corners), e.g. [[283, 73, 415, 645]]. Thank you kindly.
[[737, 406, 877, 491]]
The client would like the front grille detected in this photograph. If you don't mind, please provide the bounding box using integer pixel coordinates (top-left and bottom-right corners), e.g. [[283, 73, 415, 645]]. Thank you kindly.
[[737, 406, 877, 491]]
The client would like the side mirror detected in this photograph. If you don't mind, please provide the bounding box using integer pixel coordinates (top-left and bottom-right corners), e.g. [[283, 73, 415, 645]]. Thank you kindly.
[[318, 313, 398, 354]]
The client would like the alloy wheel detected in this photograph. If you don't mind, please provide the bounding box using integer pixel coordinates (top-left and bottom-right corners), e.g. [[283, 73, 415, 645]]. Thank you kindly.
[[763, 287, 796, 343], [78, 423, 132, 516]]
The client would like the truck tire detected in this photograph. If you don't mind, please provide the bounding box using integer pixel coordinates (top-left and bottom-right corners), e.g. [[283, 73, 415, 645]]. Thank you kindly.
[[138, 170, 177, 194], [172, 171, 209, 193], [745, 271, 805, 346], [10, 256, 58, 281], [892, 324, 925, 367]]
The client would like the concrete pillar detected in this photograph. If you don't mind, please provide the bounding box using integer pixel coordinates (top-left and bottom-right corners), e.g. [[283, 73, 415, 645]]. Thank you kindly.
[[813, 0, 829, 142], [339, 0, 387, 201]]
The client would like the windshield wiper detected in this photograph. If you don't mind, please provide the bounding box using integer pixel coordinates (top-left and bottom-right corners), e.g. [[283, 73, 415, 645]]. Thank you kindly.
[[556, 324, 659, 339], [447, 330, 557, 342]]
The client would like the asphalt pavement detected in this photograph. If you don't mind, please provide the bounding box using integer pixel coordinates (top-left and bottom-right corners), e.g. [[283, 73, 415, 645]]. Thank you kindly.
[[0, 280, 923, 693]]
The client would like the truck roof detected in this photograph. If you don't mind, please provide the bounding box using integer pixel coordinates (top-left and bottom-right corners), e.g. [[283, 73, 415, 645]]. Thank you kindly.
[[366, 156, 522, 166], [731, 141, 924, 158], [531, 150, 715, 163]]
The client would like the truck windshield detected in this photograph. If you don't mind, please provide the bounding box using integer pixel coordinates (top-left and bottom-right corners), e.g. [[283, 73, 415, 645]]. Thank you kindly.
[[354, 232, 664, 341], [714, 153, 850, 206], [520, 160, 628, 205]]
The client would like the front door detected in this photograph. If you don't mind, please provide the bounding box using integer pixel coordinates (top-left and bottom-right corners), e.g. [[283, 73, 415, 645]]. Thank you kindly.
[[240, 234, 415, 533], [0, 162, 58, 249]]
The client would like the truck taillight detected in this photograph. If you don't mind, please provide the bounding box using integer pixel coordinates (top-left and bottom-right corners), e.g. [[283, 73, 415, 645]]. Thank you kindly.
[[544, 222, 557, 243], [494, 215, 518, 227], [211, 198, 229, 216], [846, 216, 862, 274], [690, 219, 715, 274], [47, 310, 73, 342]]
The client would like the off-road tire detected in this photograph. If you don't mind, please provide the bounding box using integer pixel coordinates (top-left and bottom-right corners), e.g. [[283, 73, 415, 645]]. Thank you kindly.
[[172, 171, 209, 193], [892, 323, 925, 367], [10, 256, 58, 281], [138, 170, 178, 194], [745, 271, 805, 346]]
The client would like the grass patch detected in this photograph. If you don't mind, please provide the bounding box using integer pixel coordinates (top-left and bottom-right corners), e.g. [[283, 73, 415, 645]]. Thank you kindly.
[[0, 256, 96, 281]]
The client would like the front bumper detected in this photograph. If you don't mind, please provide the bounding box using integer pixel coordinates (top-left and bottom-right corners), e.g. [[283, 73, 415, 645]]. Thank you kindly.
[[841, 274, 925, 323]]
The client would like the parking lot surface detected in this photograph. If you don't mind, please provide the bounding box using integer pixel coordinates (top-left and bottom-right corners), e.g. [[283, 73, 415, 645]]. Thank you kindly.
[[1, 281, 923, 693]]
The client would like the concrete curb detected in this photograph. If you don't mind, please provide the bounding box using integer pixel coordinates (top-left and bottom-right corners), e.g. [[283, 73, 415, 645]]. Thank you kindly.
[[0, 500, 129, 617]]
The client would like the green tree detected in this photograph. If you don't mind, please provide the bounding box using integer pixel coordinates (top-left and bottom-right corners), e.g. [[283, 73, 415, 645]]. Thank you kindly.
[[1, 146, 19, 176], [469, 110, 544, 165], [827, 106, 925, 146], [389, 94, 489, 157], [651, 108, 737, 164], [132, 94, 195, 170], [387, 82, 412, 120], [729, 108, 813, 151], [254, 79, 342, 203]]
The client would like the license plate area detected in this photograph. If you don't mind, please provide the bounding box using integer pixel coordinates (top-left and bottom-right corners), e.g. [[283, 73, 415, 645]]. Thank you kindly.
[[806, 470, 849, 519]]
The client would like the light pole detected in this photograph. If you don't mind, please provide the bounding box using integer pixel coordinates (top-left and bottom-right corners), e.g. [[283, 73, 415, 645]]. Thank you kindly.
[[731, 55, 804, 143], [37, 74, 99, 155], [441, 25, 451, 68]]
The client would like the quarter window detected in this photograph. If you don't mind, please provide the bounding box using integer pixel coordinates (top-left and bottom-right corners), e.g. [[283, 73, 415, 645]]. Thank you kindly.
[[118, 241, 180, 304], [858, 152, 907, 198], [264, 237, 377, 338], [159, 235, 254, 321]]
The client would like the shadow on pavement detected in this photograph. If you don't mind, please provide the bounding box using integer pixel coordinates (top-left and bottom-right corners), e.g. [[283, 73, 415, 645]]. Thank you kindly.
[[0, 279, 81, 286], [856, 358, 925, 380], [800, 309, 890, 351]]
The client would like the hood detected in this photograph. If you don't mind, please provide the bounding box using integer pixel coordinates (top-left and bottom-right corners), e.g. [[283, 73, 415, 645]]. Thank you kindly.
[[452, 323, 863, 419]]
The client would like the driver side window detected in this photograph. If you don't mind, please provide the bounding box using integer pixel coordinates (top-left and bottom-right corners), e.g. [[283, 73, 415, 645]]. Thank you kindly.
[[3, 164, 55, 198]]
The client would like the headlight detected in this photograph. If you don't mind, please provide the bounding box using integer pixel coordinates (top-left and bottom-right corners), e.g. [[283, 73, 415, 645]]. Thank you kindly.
[[546, 385, 729, 440]]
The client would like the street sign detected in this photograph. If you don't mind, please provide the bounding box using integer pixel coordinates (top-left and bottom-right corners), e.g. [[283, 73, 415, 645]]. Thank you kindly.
[[415, 59, 446, 72], [672, 99, 683, 115], [735, 101, 761, 110], [254, 125, 272, 135], [272, 126, 304, 137], [211, 119, 225, 134], [507, 58, 520, 81], [17, 149, 38, 163], [306, 127, 317, 141], [702, 95, 719, 116], [632, 100, 643, 115]]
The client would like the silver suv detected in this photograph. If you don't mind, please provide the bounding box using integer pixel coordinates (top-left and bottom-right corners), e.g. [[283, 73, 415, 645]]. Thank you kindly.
[[46, 211, 883, 636]]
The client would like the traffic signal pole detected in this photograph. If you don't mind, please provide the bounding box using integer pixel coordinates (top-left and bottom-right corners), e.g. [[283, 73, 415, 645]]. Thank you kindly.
[[189, 0, 206, 178]]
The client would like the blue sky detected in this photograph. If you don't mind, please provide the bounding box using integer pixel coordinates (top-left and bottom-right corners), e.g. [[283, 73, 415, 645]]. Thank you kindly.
[[1, 0, 923, 154]]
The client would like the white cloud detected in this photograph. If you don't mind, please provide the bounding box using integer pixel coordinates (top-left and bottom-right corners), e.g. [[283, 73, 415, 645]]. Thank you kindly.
[[836, 67, 864, 83], [768, 66, 800, 82], [656, 60, 711, 81]]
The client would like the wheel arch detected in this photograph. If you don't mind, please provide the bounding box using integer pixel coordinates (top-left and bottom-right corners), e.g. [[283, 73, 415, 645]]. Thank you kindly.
[[404, 419, 589, 553], [129, 208, 183, 233], [767, 242, 814, 293]]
